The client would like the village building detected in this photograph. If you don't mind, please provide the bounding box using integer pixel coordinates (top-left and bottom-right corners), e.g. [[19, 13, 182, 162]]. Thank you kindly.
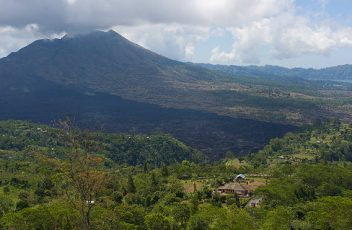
[[217, 182, 250, 197], [235, 174, 246, 182], [247, 198, 262, 208], [247, 198, 263, 208]]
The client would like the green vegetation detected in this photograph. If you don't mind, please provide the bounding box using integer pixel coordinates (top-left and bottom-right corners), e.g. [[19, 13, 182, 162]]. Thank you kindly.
[[1, 120, 352, 229], [0, 120, 203, 166], [253, 120, 352, 166]]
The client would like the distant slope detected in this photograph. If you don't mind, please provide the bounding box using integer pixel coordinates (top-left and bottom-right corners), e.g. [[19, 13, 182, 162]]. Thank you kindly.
[[0, 82, 295, 159], [0, 30, 299, 157], [0, 30, 222, 107], [199, 63, 352, 81], [2, 30, 350, 126], [252, 121, 352, 165]]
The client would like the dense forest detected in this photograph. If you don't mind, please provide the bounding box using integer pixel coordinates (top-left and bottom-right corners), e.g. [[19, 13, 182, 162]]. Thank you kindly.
[[0, 120, 352, 229]]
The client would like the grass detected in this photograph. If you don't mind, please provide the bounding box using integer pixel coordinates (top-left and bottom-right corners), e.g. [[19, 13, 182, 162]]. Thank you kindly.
[[291, 153, 316, 160], [182, 180, 205, 193]]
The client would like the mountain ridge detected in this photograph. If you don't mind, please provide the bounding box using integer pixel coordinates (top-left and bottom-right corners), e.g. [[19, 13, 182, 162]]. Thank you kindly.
[[0, 30, 297, 157], [1, 30, 350, 124], [2, 30, 352, 156], [0, 30, 229, 111], [199, 63, 352, 80]]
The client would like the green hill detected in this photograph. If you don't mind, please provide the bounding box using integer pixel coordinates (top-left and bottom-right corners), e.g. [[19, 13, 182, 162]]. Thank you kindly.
[[252, 121, 352, 166], [0, 119, 352, 229], [0, 120, 203, 166]]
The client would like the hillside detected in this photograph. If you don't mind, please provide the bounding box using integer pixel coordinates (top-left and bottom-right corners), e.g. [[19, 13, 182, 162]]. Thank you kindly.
[[251, 121, 352, 166], [200, 63, 352, 81], [0, 120, 352, 229], [197, 63, 352, 124], [3, 30, 352, 157], [1, 30, 352, 128], [0, 84, 296, 159], [0, 120, 203, 166], [0, 30, 221, 106], [0, 30, 300, 157]]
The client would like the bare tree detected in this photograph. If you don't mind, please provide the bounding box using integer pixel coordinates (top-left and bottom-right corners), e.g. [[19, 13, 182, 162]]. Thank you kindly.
[[58, 120, 106, 230]]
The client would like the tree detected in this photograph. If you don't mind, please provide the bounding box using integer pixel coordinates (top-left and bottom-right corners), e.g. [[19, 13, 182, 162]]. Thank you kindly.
[[3, 186, 10, 194], [151, 172, 158, 187], [188, 215, 209, 230], [306, 197, 352, 229], [188, 206, 254, 230], [172, 204, 190, 229], [58, 121, 106, 230], [35, 177, 56, 202], [261, 206, 294, 230], [234, 193, 241, 208], [161, 164, 169, 177], [190, 193, 199, 214], [294, 184, 316, 201], [113, 191, 124, 204], [64, 150, 106, 230], [16, 192, 30, 211], [127, 175, 137, 194], [0, 196, 14, 218], [1, 202, 80, 230], [145, 213, 172, 230]]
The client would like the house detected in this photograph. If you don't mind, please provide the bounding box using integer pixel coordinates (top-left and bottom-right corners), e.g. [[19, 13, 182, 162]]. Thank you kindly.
[[217, 182, 250, 197], [247, 198, 262, 208], [235, 174, 246, 182]]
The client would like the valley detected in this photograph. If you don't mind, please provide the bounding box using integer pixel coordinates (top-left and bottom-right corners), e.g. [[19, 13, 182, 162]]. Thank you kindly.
[[0, 83, 295, 159], [1, 31, 352, 158]]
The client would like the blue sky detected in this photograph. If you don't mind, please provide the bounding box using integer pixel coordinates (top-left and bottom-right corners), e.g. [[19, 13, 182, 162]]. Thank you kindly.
[[0, 0, 351, 68]]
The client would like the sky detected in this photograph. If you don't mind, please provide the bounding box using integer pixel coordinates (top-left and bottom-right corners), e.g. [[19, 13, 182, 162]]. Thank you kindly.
[[0, 0, 351, 68]]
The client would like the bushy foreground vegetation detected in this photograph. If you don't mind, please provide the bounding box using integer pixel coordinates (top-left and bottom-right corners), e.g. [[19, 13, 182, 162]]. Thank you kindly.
[[0, 120, 352, 229]]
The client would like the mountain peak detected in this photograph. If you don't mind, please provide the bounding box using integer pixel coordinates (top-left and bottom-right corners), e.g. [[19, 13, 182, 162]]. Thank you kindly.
[[62, 29, 124, 40]]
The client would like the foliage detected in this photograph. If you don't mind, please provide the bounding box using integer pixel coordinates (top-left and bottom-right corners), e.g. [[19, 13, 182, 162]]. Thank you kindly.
[[0, 120, 352, 229], [252, 121, 352, 165], [0, 120, 203, 166]]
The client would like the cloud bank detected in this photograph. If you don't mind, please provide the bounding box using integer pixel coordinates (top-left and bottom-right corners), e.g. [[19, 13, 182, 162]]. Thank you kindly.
[[1, 0, 352, 66]]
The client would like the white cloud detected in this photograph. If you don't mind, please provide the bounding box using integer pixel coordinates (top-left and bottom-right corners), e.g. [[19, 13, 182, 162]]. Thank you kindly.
[[64, 0, 295, 28], [185, 45, 195, 59], [66, 0, 77, 5], [113, 24, 209, 61], [210, 11, 352, 64], [0, 24, 41, 57], [0, 0, 295, 30], [0, 24, 64, 58], [210, 47, 237, 63], [0, 0, 351, 66]]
